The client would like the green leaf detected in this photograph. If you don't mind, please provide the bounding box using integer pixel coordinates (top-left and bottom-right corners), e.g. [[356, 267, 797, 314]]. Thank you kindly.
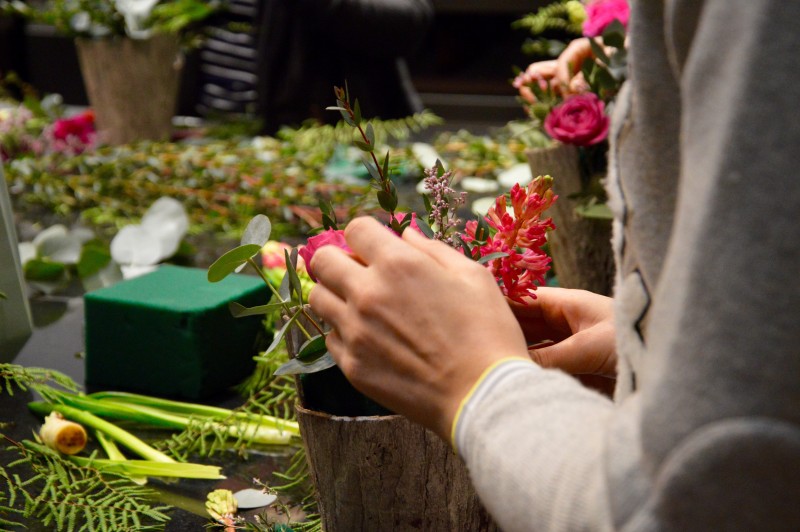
[[77, 243, 111, 279], [296, 334, 328, 362], [477, 252, 508, 265], [274, 352, 336, 376], [354, 140, 373, 152], [365, 123, 375, 147], [285, 249, 304, 304], [353, 99, 362, 126], [601, 19, 626, 48], [207, 244, 262, 282], [415, 216, 434, 239], [377, 189, 397, 213], [24, 258, 66, 282], [453, 235, 473, 259], [575, 202, 614, 220], [435, 159, 445, 177], [475, 217, 492, 243], [241, 214, 271, 246], [263, 310, 300, 356], [382, 150, 390, 180], [364, 160, 382, 181], [589, 38, 610, 66], [229, 301, 285, 318]]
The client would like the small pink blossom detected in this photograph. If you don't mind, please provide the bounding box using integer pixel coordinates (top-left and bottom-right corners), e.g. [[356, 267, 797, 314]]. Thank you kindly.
[[262, 240, 306, 271], [582, 0, 630, 38], [544, 93, 609, 146], [47, 110, 97, 155], [298, 229, 351, 281]]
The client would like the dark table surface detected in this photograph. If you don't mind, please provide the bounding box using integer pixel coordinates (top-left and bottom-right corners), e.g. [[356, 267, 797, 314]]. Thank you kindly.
[[3, 294, 299, 530]]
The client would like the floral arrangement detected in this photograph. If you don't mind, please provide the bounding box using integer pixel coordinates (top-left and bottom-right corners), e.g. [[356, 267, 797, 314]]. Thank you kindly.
[[512, 0, 629, 218], [0, 0, 223, 40], [208, 86, 557, 388]]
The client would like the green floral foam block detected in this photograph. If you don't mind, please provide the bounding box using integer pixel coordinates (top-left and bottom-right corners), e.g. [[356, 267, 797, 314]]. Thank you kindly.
[[84, 265, 268, 399]]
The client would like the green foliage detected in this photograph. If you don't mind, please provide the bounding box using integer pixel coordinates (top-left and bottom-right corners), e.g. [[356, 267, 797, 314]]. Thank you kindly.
[[0, 436, 171, 531], [0, 363, 80, 397], [514, 0, 585, 57], [207, 244, 263, 282], [0, 0, 222, 40]]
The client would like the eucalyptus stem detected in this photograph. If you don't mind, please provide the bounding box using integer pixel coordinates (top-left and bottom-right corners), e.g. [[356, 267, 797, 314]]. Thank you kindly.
[[247, 257, 325, 338]]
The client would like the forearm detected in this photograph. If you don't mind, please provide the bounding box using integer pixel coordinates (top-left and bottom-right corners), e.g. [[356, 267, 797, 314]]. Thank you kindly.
[[456, 360, 615, 531]]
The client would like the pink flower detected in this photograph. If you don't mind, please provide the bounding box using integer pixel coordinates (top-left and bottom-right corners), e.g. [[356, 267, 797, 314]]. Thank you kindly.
[[297, 229, 351, 281], [52, 110, 95, 144], [463, 177, 557, 302], [582, 0, 630, 38], [393, 212, 423, 234], [544, 93, 609, 146]]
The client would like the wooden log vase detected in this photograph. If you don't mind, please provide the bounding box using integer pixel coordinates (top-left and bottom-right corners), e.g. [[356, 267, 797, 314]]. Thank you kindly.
[[526, 142, 615, 296], [285, 307, 498, 531], [75, 34, 182, 145]]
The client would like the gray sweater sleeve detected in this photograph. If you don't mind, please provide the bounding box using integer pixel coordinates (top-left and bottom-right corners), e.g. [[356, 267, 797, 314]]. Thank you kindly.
[[457, 1, 800, 530]]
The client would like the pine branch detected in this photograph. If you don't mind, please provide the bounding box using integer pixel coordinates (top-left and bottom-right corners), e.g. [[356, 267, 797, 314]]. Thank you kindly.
[[513, 1, 584, 38]]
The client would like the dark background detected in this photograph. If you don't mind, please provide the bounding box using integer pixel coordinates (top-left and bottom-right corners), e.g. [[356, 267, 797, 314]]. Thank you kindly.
[[0, 0, 547, 128]]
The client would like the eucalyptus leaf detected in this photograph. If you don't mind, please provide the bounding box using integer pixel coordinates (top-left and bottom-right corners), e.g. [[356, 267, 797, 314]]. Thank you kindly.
[[274, 352, 336, 376], [602, 19, 626, 48], [364, 160, 381, 181], [241, 214, 272, 247], [296, 334, 328, 362], [229, 301, 285, 318], [382, 150, 390, 179], [589, 38, 610, 66], [279, 270, 291, 301], [263, 310, 299, 356], [207, 244, 262, 282], [353, 99, 362, 126]]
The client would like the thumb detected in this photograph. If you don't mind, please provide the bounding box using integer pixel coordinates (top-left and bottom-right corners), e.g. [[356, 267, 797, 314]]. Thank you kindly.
[[529, 327, 615, 376]]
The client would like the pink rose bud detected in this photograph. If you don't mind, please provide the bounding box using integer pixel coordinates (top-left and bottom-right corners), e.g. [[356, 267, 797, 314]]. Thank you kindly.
[[297, 229, 351, 281], [544, 93, 610, 147]]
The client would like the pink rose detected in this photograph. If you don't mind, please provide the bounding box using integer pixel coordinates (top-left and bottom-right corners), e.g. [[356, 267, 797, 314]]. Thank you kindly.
[[582, 0, 630, 38], [52, 110, 96, 144], [544, 93, 609, 146], [394, 212, 423, 233], [297, 229, 351, 281]]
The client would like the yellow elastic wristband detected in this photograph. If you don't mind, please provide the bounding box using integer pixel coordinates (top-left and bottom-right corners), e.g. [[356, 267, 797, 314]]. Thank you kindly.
[[449, 356, 529, 454]]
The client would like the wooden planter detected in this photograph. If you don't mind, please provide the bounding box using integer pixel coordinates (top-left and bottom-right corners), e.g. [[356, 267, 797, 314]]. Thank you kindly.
[[526, 143, 615, 296], [285, 308, 498, 531], [75, 34, 182, 145]]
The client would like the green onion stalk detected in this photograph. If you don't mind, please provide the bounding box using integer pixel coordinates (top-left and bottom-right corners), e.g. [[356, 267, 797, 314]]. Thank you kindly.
[[38, 389, 299, 445]]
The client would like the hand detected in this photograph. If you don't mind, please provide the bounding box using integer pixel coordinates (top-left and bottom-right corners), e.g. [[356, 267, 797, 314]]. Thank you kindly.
[[513, 59, 559, 104], [555, 38, 595, 90], [510, 287, 617, 378], [309, 217, 530, 441]]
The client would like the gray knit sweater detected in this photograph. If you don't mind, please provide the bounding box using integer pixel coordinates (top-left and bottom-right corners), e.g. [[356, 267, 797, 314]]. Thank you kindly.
[[455, 1, 800, 529]]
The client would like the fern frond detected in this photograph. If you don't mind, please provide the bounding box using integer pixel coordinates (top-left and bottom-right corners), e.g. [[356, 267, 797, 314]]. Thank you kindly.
[[277, 110, 444, 152], [0, 363, 81, 397], [0, 435, 172, 531], [513, 1, 584, 39]]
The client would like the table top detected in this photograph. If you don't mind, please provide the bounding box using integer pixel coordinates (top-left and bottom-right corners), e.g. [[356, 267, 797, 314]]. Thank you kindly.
[[3, 294, 299, 530]]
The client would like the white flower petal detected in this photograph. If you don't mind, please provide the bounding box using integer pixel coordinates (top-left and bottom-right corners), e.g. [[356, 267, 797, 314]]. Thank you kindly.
[[497, 163, 533, 189]]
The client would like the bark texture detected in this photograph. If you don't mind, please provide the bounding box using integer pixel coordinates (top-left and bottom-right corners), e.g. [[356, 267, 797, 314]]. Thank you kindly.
[[527, 143, 615, 295], [75, 35, 181, 145], [296, 405, 498, 531]]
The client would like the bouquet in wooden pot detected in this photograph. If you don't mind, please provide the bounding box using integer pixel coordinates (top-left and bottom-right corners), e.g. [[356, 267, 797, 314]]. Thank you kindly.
[[207, 86, 557, 531], [512, 0, 629, 295]]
